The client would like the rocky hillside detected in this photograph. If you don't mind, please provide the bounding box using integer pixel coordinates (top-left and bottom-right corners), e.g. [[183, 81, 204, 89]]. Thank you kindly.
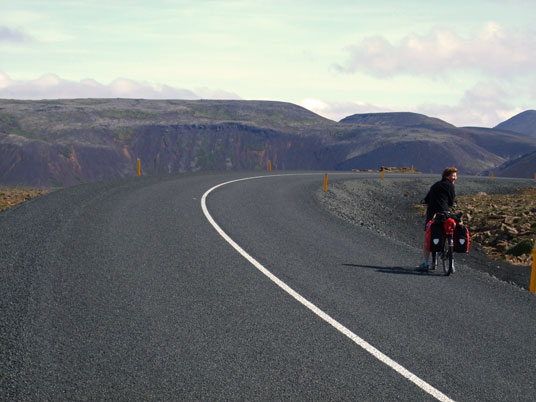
[[454, 127, 536, 160], [491, 150, 536, 179], [494, 110, 536, 137], [1, 99, 536, 187], [339, 111, 455, 130], [335, 112, 532, 174]]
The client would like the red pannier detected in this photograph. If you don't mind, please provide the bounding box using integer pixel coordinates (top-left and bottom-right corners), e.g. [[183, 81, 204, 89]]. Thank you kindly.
[[426, 220, 444, 253], [454, 223, 470, 253]]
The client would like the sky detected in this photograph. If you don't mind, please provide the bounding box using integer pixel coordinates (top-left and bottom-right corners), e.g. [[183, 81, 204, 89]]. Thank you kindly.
[[1, 0, 535, 127]]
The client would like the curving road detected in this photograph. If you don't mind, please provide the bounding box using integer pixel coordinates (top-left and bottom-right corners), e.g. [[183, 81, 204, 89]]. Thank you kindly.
[[1, 172, 535, 401]]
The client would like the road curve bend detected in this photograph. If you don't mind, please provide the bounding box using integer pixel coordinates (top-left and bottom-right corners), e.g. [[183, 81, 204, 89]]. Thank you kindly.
[[1, 171, 535, 401]]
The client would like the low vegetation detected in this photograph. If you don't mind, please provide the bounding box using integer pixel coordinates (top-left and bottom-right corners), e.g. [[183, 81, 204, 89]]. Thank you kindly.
[[0, 188, 48, 211], [456, 188, 535, 266]]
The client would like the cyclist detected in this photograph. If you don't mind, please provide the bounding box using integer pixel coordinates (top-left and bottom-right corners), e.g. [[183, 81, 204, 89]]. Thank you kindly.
[[417, 167, 458, 272]]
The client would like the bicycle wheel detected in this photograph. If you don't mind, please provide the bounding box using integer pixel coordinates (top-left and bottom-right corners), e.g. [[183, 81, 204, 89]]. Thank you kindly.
[[430, 251, 437, 270], [442, 238, 454, 276]]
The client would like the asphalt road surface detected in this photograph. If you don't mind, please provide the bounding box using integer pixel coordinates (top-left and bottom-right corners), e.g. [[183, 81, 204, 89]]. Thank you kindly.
[[1, 172, 535, 401]]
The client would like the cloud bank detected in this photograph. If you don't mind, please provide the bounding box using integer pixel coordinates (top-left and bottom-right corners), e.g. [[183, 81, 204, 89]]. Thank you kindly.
[[0, 72, 241, 100], [334, 22, 536, 77], [300, 81, 524, 128]]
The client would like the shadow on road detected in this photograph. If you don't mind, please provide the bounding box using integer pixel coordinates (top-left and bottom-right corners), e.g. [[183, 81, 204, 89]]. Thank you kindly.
[[342, 263, 444, 276]]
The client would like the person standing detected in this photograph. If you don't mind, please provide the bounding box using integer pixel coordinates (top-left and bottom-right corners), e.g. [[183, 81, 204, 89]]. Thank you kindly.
[[417, 167, 458, 272]]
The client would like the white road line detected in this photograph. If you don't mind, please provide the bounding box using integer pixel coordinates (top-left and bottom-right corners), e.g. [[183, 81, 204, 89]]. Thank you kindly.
[[201, 173, 455, 402]]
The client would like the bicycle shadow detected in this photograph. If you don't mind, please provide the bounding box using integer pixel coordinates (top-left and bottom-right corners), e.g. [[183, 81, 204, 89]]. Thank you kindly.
[[342, 263, 444, 276]]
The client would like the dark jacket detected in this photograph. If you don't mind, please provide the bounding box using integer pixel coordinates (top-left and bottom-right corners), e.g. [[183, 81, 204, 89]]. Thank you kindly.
[[424, 179, 455, 222]]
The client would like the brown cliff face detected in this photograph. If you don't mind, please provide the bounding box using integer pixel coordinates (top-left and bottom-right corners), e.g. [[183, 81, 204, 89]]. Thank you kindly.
[[1, 99, 535, 187], [0, 124, 337, 187], [129, 123, 338, 174], [0, 133, 132, 187]]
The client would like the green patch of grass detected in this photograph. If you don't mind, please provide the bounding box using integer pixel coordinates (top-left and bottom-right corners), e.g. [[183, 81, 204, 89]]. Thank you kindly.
[[115, 127, 135, 140], [506, 239, 534, 256], [59, 146, 72, 159], [247, 141, 266, 152], [193, 106, 240, 121], [102, 110, 156, 120], [0, 112, 28, 136], [195, 136, 225, 170], [330, 129, 359, 139]]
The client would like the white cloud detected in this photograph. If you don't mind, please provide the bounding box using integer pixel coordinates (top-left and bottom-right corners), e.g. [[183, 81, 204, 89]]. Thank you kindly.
[[195, 87, 242, 99], [299, 98, 394, 122], [0, 71, 241, 100], [301, 98, 330, 114], [334, 22, 536, 77], [300, 81, 528, 128], [418, 82, 523, 127]]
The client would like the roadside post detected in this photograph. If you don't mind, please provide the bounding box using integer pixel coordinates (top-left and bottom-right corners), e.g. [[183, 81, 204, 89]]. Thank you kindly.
[[530, 243, 536, 294], [324, 173, 328, 192], [268, 160, 272, 171], [382, 167, 385, 180], [137, 158, 141, 177], [491, 172, 494, 181]]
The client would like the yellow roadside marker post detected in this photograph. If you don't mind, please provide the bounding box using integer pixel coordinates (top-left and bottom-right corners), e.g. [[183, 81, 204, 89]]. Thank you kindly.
[[530, 243, 536, 294], [324, 173, 328, 192], [137, 158, 141, 177], [491, 172, 494, 181], [268, 160, 272, 171], [382, 167, 385, 179]]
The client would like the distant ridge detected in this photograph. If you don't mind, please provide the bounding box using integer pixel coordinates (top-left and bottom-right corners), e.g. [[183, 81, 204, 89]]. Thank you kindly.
[[339, 112, 455, 130], [1, 99, 536, 187], [493, 150, 536, 178], [494, 110, 536, 137]]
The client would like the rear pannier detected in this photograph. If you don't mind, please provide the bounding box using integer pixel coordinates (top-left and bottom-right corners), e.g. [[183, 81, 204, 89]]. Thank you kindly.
[[426, 220, 445, 252], [454, 223, 470, 253]]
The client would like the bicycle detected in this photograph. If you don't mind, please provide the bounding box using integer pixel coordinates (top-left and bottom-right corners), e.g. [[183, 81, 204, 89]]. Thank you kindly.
[[429, 211, 462, 276]]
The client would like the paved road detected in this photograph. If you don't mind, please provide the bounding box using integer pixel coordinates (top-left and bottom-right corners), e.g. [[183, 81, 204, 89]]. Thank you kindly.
[[1, 172, 535, 401]]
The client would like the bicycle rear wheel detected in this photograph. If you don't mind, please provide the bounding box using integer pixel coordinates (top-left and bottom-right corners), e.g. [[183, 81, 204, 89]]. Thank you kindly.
[[442, 238, 454, 276], [430, 251, 437, 270]]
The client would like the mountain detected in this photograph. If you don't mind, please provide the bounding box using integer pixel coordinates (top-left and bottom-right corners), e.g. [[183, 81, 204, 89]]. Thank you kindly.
[[1, 99, 535, 187], [494, 110, 536, 137], [335, 112, 513, 174], [0, 99, 339, 187], [339, 112, 456, 131], [455, 126, 536, 160], [492, 150, 536, 178]]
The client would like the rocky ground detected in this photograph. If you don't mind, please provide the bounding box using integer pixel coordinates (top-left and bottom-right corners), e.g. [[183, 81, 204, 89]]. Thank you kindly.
[[0, 188, 48, 211], [446, 188, 535, 266], [316, 174, 536, 291]]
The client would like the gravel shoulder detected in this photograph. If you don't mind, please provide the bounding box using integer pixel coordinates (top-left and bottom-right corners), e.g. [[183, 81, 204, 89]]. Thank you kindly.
[[316, 173, 536, 291]]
